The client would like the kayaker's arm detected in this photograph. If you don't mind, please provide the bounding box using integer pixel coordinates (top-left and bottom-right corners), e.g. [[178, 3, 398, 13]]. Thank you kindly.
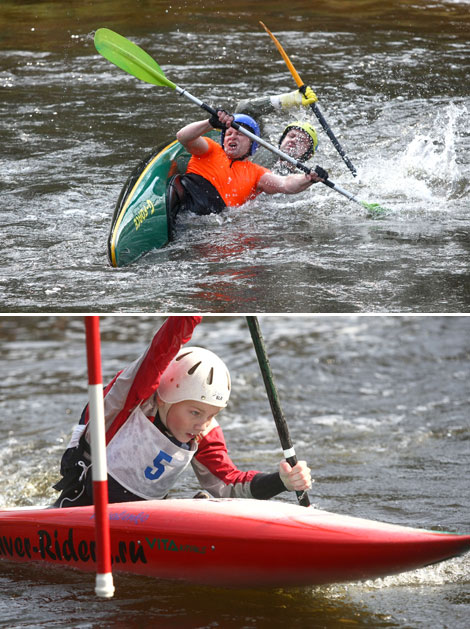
[[235, 86, 317, 119], [250, 459, 312, 500], [176, 110, 236, 156], [192, 422, 312, 500], [176, 119, 213, 155], [250, 472, 287, 499], [257, 170, 324, 195]]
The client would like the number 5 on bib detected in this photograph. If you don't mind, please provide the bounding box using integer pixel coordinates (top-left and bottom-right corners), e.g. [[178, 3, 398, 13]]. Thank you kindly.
[[145, 450, 173, 480]]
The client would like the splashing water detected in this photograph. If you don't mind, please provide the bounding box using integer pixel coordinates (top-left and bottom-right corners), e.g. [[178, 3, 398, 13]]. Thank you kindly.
[[359, 102, 467, 214], [398, 102, 467, 200]]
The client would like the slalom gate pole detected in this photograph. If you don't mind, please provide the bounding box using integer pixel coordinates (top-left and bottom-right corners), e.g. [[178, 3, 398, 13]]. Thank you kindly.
[[84, 316, 115, 598]]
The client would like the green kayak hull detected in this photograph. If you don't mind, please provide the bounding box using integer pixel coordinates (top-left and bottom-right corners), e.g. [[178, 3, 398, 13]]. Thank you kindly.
[[108, 132, 218, 267]]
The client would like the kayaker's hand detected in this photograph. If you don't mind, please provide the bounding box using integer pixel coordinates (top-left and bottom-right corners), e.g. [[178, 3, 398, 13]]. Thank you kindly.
[[277, 86, 318, 109], [218, 109, 234, 128], [279, 460, 312, 492], [300, 170, 324, 187], [209, 109, 233, 129], [300, 85, 318, 106], [314, 165, 329, 181]]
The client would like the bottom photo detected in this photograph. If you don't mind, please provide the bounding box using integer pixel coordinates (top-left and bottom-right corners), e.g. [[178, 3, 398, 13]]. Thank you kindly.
[[0, 315, 468, 628]]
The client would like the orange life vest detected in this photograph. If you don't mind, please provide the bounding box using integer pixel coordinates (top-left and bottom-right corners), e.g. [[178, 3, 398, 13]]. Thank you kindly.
[[186, 138, 269, 207]]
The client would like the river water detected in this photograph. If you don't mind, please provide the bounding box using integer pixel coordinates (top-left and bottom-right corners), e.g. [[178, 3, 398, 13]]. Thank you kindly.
[[1, 0, 470, 312], [0, 315, 469, 628]]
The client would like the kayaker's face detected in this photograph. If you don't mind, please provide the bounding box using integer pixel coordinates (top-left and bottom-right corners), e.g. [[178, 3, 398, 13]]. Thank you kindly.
[[223, 127, 252, 159], [280, 129, 312, 159], [166, 399, 221, 443]]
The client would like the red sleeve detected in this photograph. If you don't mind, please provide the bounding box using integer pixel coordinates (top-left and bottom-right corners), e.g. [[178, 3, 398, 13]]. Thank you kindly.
[[104, 316, 202, 442], [193, 423, 259, 496]]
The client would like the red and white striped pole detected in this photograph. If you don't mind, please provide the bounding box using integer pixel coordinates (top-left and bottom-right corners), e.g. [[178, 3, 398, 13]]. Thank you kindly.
[[84, 316, 115, 598]]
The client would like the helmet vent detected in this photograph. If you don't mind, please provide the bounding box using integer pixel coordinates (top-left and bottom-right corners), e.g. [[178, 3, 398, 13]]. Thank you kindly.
[[207, 367, 214, 385], [176, 351, 192, 362], [187, 361, 201, 375]]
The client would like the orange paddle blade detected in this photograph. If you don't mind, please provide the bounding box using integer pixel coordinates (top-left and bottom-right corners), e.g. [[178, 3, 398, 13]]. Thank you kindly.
[[259, 21, 304, 88]]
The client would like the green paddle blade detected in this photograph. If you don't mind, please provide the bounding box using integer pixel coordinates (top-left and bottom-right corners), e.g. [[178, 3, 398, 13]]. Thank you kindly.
[[94, 28, 176, 89], [361, 201, 389, 217]]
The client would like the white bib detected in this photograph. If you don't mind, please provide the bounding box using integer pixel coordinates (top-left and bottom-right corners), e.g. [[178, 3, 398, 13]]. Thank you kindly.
[[106, 405, 197, 499]]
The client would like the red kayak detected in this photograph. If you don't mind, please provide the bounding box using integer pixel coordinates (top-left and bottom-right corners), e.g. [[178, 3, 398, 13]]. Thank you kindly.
[[0, 499, 468, 587]]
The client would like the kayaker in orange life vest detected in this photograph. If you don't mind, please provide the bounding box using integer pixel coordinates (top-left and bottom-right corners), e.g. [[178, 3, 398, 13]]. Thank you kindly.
[[168, 109, 327, 217], [52, 316, 312, 507]]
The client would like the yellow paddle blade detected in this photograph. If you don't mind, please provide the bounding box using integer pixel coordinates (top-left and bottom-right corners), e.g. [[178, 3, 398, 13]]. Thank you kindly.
[[94, 28, 176, 89], [259, 21, 304, 88]]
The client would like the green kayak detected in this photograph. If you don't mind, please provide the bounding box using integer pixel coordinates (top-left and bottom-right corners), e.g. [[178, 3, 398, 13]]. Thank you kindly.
[[108, 131, 219, 267]]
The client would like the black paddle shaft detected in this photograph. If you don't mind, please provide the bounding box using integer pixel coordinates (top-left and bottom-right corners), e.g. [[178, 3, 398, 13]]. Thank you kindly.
[[246, 317, 310, 507], [298, 85, 357, 177], [311, 102, 357, 177]]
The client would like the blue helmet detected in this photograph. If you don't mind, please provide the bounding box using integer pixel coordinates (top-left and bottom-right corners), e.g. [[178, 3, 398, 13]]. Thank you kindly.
[[221, 114, 260, 155]]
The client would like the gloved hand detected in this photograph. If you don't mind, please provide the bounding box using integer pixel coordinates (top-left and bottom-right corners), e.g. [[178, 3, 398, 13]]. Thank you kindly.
[[209, 109, 230, 129], [277, 86, 318, 109], [279, 460, 312, 492], [314, 165, 329, 180], [301, 85, 318, 106]]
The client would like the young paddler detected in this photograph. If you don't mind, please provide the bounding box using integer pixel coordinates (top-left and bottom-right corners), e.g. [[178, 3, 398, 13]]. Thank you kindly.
[[53, 316, 311, 507]]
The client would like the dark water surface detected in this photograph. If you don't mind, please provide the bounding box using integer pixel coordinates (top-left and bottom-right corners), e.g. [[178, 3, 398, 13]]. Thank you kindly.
[[1, 0, 469, 312], [0, 315, 469, 628]]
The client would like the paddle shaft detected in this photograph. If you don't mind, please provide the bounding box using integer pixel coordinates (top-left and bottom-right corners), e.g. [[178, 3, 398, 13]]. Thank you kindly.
[[246, 316, 310, 508], [259, 21, 357, 177], [308, 98, 358, 177]]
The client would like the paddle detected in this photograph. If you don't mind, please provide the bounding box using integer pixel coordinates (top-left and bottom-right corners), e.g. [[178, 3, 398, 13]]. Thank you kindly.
[[246, 316, 310, 508], [260, 21, 358, 178], [94, 28, 387, 214], [84, 316, 114, 598]]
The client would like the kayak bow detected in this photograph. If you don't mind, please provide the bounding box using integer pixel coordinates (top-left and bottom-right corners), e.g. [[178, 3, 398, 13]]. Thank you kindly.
[[108, 139, 179, 267], [108, 131, 221, 268]]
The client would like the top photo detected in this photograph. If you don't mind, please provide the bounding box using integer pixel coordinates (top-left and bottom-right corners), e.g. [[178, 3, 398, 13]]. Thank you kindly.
[[1, 0, 469, 313]]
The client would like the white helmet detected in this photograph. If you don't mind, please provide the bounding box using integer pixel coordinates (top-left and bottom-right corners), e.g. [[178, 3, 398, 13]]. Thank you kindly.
[[158, 346, 231, 408]]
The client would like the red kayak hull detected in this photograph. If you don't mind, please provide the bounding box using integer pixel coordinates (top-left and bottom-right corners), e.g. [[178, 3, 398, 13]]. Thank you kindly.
[[0, 499, 468, 587]]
